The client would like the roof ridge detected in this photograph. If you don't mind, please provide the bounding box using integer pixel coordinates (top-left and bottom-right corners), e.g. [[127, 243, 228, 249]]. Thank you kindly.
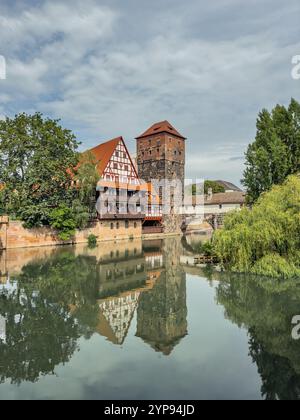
[[136, 120, 186, 140]]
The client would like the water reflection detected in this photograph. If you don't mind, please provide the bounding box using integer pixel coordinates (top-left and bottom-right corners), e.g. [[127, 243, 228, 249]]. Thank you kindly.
[[216, 273, 300, 400], [1, 238, 300, 400], [0, 238, 187, 385], [136, 238, 187, 355]]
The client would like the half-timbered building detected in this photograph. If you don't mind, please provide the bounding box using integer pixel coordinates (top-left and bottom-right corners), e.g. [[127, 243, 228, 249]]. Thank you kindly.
[[83, 136, 162, 234]]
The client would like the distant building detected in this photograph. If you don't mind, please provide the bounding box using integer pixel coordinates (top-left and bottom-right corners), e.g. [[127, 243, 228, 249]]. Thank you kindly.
[[183, 189, 246, 231], [204, 190, 246, 216], [214, 180, 243, 193]]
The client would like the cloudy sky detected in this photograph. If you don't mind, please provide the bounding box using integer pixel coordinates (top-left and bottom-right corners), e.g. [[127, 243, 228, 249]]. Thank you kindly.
[[0, 0, 299, 185]]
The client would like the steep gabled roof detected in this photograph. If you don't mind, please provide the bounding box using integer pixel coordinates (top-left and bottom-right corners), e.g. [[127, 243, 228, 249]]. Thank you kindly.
[[87, 136, 122, 177], [136, 120, 186, 140]]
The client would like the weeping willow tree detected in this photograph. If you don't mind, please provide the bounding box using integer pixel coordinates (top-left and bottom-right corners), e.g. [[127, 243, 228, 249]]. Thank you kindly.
[[214, 175, 300, 279]]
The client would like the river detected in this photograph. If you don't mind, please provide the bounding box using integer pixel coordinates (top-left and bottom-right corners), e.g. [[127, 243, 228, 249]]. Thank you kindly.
[[0, 236, 299, 400]]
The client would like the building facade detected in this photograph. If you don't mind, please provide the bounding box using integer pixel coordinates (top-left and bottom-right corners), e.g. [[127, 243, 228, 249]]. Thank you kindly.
[[83, 136, 161, 236], [136, 121, 186, 234]]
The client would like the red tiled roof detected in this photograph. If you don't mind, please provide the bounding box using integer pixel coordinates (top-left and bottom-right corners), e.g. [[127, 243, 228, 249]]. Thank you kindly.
[[136, 120, 186, 140], [87, 137, 122, 177]]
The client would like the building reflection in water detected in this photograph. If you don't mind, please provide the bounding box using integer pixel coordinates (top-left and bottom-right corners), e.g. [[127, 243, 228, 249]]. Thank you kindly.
[[136, 238, 188, 355], [94, 238, 187, 352], [0, 237, 188, 362]]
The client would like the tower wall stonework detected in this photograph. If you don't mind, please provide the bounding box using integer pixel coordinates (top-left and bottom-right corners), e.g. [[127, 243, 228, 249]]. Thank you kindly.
[[137, 130, 186, 234]]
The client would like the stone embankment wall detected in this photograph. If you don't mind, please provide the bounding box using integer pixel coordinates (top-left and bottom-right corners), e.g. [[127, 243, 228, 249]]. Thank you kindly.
[[0, 217, 142, 250]]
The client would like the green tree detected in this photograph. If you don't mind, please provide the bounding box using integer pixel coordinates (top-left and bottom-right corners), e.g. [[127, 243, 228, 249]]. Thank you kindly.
[[242, 99, 300, 203], [214, 175, 300, 278], [49, 205, 77, 241], [0, 113, 79, 226], [73, 150, 99, 221], [191, 181, 225, 195]]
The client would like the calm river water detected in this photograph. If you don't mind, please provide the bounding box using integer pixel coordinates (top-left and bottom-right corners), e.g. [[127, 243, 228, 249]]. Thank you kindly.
[[0, 236, 299, 400]]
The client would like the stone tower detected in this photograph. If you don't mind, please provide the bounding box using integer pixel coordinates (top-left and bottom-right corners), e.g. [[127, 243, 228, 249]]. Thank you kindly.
[[136, 121, 186, 233]]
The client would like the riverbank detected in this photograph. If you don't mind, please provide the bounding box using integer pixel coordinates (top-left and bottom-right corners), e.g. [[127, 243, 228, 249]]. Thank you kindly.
[[0, 216, 184, 250], [0, 218, 143, 250]]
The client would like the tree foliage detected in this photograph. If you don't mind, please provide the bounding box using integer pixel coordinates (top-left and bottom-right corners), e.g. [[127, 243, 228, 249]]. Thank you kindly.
[[0, 113, 99, 236], [213, 175, 300, 279], [0, 113, 79, 222], [242, 98, 300, 203], [50, 205, 77, 241], [216, 272, 300, 400], [191, 180, 225, 195]]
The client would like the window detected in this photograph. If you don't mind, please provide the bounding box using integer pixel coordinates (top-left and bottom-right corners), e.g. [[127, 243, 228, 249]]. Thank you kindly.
[[110, 223, 114, 230], [134, 222, 137, 229], [115, 152, 119, 158], [219, 204, 223, 209], [159, 186, 163, 201], [116, 222, 120, 229], [125, 221, 129, 229], [114, 163, 118, 169]]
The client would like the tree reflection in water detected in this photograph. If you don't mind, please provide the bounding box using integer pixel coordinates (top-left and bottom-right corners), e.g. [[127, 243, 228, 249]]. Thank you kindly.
[[2, 238, 300, 399], [0, 238, 187, 385], [216, 273, 300, 400]]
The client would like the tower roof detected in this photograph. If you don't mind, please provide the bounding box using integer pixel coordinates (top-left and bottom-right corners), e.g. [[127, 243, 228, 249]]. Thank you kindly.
[[136, 120, 186, 140]]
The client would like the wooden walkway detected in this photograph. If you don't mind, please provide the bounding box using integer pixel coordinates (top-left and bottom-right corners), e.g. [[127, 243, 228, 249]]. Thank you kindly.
[[180, 255, 218, 266], [194, 255, 218, 264]]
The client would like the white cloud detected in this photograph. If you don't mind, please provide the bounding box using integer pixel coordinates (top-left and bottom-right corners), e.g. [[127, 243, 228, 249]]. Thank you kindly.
[[0, 0, 299, 182]]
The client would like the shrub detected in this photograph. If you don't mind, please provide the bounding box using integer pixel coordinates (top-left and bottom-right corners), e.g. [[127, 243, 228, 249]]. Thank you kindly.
[[196, 240, 214, 256], [87, 234, 97, 248], [213, 175, 300, 279], [50, 205, 76, 241]]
